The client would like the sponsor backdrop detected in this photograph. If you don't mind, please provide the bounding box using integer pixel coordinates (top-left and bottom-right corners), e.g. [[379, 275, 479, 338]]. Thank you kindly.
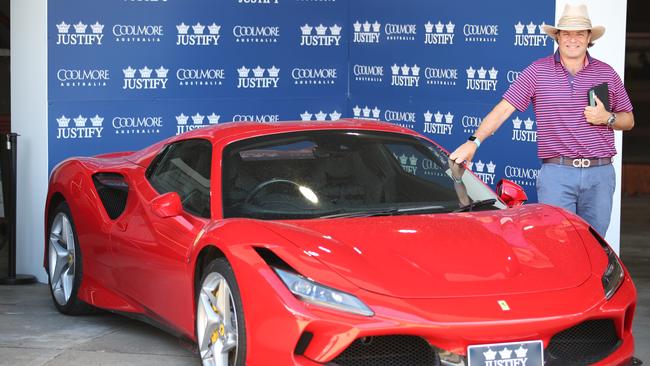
[[48, 0, 553, 202]]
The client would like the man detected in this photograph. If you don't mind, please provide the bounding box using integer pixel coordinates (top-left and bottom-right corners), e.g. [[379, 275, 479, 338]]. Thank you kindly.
[[449, 3, 634, 235]]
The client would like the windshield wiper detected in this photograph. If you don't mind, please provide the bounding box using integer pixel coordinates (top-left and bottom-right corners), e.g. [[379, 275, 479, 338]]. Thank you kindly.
[[321, 204, 445, 219], [453, 199, 497, 213]]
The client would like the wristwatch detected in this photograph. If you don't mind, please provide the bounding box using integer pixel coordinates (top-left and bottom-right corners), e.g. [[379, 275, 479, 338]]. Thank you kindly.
[[468, 135, 481, 148], [606, 113, 616, 128]]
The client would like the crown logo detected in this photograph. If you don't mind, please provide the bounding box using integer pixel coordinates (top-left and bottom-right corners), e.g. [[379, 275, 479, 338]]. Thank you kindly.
[[538, 22, 547, 34], [401, 64, 410, 76], [391, 64, 400, 75], [399, 154, 408, 165], [372, 107, 381, 118], [362, 106, 371, 118], [300, 111, 313, 121], [315, 111, 327, 121], [90, 114, 104, 127], [90, 22, 104, 34], [208, 23, 221, 35], [423, 110, 433, 123], [488, 67, 498, 80], [483, 349, 497, 361], [192, 22, 205, 35], [329, 24, 342, 36], [330, 111, 342, 120], [352, 105, 361, 117], [513, 117, 523, 129], [514, 346, 528, 358], [424, 21, 434, 33], [433, 111, 443, 123], [477, 67, 487, 79], [475, 160, 485, 172], [155, 66, 168, 78], [499, 348, 513, 360], [466, 66, 476, 78], [207, 113, 220, 124], [486, 161, 496, 173], [315, 24, 328, 36], [267, 66, 280, 78], [176, 113, 189, 125], [444, 112, 454, 124], [524, 117, 535, 130], [362, 21, 371, 33], [411, 65, 420, 76], [446, 21, 455, 33], [526, 22, 537, 35], [435, 21, 444, 33], [353, 21, 362, 32], [237, 66, 250, 78], [372, 21, 381, 33], [139, 66, 153, 78], [56, 21, 71, 33], [73, 21, 87, 34], [301, 23, 313, 35], [73, 115, 87, 127], [56, 115, 70, 127], [252, 66, 265, 78], [514, 21, 525, 34], [192, 113, 204, 125], [176, 22, 190, 34], [123, 66, 136, 78], [409, 155, 418, 166]]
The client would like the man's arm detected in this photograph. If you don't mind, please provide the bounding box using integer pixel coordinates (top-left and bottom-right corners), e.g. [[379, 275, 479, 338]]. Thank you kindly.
[[449, 99, 517, 164], [584, 96, 635, 130]]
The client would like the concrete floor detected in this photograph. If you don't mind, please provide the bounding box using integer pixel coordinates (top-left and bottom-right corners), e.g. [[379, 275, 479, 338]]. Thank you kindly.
[[0, 195, 649, 365]]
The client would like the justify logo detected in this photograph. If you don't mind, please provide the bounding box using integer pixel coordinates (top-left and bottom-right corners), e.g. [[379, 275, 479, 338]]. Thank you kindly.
[[469, 160, 497, 185], [353, 20, 380, 43], [300, 24, 342, 46], [175, 112, 220, 135], [292, 67, 337, 85], [300, 110, 342, 121], [466, 66, 498, 92], [396, 153, 419, 175], [123, 66, 169, 90], [55, 115, 104, 139], [424, 67, 457, 86], [384, 109, 416, 129], [511, 116, 537, 143], [514, 21, 549, 47], [391, 64, 420, 88], [113, 24, 163, 43], [464, 23, 498, 43], [112, 116, 162, 135], [352, 105, 381, 121], [353, 64, 383, 83], [482, 346, 531, 365], [177, 22, 221, 46], [423, 110, 454, 135], [177, 68, 226, 86], [237, 66, 280, 88], [384, 23, 417, 41], [234, 25, 280, 43], [57, 68, 109, 87], [424, 21, 455, 45], [56, 21, 104, 46]]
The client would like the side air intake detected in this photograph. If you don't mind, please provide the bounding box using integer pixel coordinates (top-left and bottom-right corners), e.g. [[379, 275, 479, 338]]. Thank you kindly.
[[92, 173, 129, 219]]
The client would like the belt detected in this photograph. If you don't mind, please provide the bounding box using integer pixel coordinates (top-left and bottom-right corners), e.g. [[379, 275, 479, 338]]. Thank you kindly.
[[542, 157, 613, 168]]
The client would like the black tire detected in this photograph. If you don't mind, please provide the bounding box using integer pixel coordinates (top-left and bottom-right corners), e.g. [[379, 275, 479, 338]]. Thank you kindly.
[[47, 201, 93, 315], [196, 258, 247, 366]]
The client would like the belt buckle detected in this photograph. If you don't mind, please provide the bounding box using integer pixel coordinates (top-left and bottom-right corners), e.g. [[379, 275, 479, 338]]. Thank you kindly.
[[572, 158, 590, 168]]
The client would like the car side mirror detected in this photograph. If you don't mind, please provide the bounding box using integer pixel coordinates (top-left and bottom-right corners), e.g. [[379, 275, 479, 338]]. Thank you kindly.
[[496, 179, 528, 208], [150, 192, 182, 218]]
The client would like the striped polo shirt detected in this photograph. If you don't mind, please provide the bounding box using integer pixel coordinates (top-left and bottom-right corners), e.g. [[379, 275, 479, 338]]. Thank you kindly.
[[503, 51, 633, 159]]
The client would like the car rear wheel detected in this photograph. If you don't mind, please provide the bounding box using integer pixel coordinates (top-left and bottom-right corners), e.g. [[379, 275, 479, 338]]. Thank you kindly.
[[196, 258, 246, 366], [47, 201, 92, 315]]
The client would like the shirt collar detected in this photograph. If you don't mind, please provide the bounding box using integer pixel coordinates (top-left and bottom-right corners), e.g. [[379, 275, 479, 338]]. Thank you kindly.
[[554, 50, 593, 67]]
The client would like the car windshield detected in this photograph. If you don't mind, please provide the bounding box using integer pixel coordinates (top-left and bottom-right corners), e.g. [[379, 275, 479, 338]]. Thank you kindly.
[[222, 130, 505, 219]]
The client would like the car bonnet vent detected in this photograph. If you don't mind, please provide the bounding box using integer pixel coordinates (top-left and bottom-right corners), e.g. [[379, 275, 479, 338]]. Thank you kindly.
[[92, 173, 129, 219]]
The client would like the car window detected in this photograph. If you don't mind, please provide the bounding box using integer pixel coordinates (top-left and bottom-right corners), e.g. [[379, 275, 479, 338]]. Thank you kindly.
[[147, 139, 212, 218]]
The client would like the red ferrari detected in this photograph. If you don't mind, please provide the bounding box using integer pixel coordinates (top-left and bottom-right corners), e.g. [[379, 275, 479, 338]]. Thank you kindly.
[[45, 120, 637, 366]]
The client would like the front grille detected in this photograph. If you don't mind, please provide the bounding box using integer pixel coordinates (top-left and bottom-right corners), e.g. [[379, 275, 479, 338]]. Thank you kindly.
[[545, 319, 620, 365], [327, 335, 440, 366]]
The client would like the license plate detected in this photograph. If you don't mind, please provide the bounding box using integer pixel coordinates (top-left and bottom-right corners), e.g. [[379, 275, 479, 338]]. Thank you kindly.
[[468, 340, 543, 366]]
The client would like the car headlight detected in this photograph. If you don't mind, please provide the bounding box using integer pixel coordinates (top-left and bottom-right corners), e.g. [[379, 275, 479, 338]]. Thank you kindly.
[[273, 267, 374, 317], [590, 228, 625, 299]]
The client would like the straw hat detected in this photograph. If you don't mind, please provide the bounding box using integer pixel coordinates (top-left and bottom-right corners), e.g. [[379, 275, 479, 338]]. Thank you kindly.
[[542, 4, 605, 42]]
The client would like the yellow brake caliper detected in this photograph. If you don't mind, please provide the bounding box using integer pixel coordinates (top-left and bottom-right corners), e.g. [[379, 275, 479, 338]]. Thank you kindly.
[[211, 287, 221, 344]]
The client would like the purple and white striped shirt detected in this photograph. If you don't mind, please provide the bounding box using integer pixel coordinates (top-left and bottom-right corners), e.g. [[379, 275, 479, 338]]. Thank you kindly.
[[503, 51, 633, 159]]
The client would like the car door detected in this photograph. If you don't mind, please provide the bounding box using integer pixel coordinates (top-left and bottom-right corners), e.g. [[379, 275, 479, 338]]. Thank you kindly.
[[110, 138, 212, 331]]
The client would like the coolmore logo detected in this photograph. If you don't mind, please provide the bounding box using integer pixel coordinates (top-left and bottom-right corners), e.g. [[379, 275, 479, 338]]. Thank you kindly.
[[384, 23, 417, 41], [461, 115, 482, 134], [125, 0, 167, 2], [232, 114, 280, 123], [353, 20, 381, 43], [463, 24, 498, 43], [300, 110, 342, 121], [123, 66, 169, 90], [353, 64, 383, 83], [176, 22, 221, 46], [55, 115, 104, 139], [237, 66, 280, 88], [384, 109, 416, 129], [466, 66, 498, 91], [176, 112, 220, 135], [57, 69, 109, 87], [391, 64, 420, 88], [238, 0, 279, 4], [352, 105, 381, 121], [112, 116, 162, 135], [514, 21, 549, 47], [234, 25, 280, 43], [291, 67, 337, 85], [422, 158, 446, 178], [423, 110, 454, 135], [424, 67, 457, 86], [505, 165, 539, 187], [176, 68, 225, 86], [512, 116, 537, 142], [113, 24, 163, 43], [470, 160, 496, 185], [424, 21, 455, 45], [300, 24, 342, 46], [507, 70, 521, 84], [56, 21, 104, 46]]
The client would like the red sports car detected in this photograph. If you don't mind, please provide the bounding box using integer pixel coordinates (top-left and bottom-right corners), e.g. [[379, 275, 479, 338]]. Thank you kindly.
[[45, 120, 637, 366]]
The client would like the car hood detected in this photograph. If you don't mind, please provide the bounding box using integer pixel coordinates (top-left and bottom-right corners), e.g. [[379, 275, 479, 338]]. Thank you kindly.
[[259, 205, 592, 299]]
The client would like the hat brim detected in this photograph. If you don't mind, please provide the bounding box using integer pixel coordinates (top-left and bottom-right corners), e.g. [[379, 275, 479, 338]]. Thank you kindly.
[[542, 25, 605, 42]]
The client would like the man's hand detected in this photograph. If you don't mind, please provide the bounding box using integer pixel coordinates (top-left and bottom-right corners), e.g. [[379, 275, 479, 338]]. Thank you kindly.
[[584, 95, 611, 125], [449, 141, 477, 165]]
